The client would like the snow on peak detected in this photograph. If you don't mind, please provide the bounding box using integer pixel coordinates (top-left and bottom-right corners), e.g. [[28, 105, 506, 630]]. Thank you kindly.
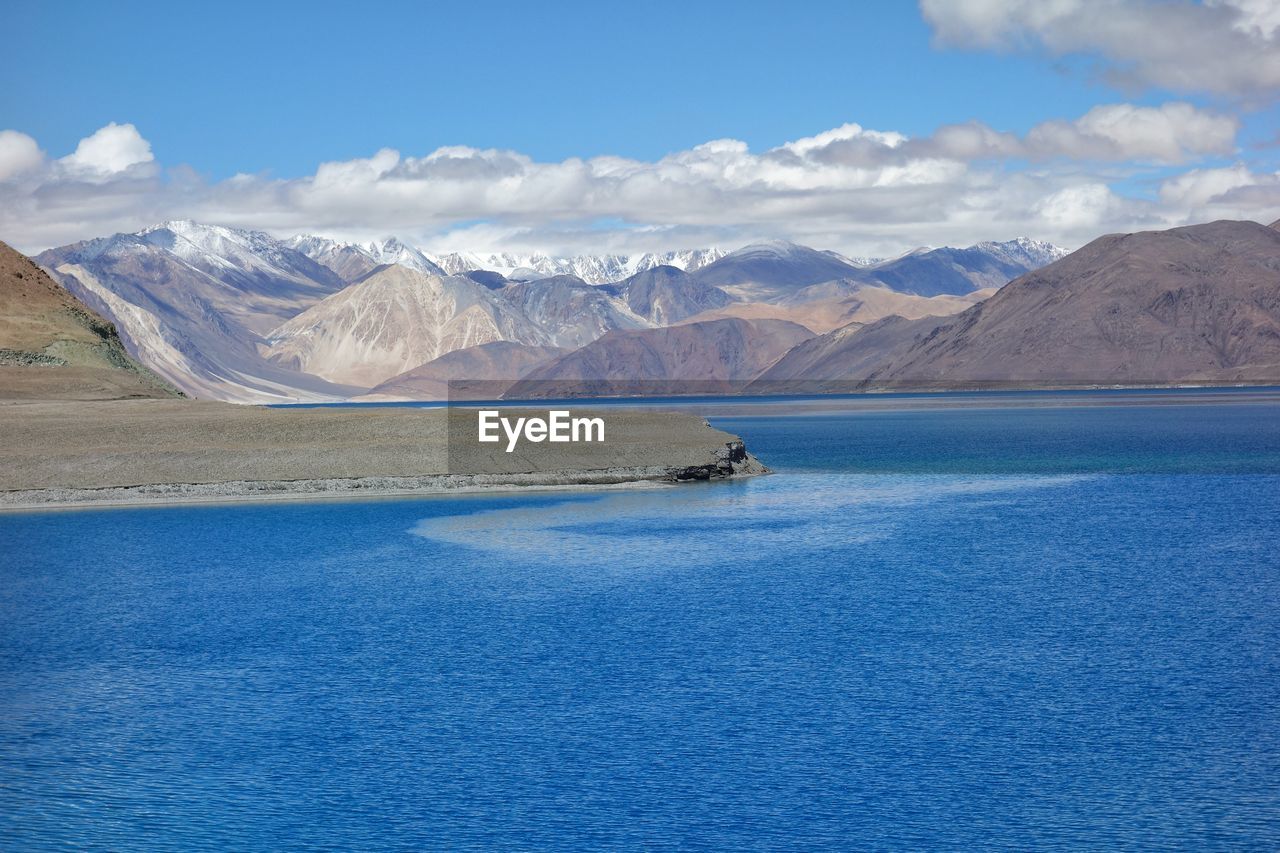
[[425, 247, 726, 283], [972, 237, 1069, 268]]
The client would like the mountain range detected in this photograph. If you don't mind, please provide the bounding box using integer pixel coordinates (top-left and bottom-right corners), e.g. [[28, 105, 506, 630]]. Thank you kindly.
[[33, 222, 1066, 401], [284, 235, 446, 281], [426, 248, 729, 283], [37, 222, 357, 402], [281, 238, 730, 285], [30, 219, 1273, 402], [756, 219, 1280, 389]]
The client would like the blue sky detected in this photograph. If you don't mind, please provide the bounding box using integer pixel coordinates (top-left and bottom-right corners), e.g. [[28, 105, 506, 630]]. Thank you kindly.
[[4, 0, 1117, 177], [1, 0, 1277, 254]]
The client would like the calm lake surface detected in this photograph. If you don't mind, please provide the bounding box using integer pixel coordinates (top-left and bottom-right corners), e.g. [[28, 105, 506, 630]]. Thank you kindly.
[[3, 390, 1280, 848]]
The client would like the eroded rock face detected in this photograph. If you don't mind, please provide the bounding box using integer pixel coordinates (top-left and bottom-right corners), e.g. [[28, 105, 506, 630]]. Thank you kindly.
[[672, 440, 765, 481]]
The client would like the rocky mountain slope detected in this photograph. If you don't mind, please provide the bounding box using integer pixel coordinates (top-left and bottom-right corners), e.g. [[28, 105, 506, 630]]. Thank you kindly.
[[758, 220, 1280, 388], [498, 275, 647, 349], [606, 265, 734, 325], [682, 281, 992, 334], [507, 318, 813, 398], [357, 341, 569, 401], [857, 238, 1067, 296], [0, 241, 181, 400], [692, 238, 1066, 301], [37, 222, 355, 402], [693, 241, 868, 300], [264, 265, 550, 386]]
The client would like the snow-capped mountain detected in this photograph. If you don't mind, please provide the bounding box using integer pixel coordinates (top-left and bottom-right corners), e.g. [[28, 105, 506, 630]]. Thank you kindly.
[[857, 238, 1070, 296], [692, 237, 1069, 300], [968, 237, 1070, 270], [37, 221, 352, 402], [286, 234, 445, 281], [694, 240, 871, 299], [427, 248, 726, 283], [623, 248, 727, 277], [34, 219, 1066, 402], [822, 252, 883, 267], [138, 221, 342, 288]]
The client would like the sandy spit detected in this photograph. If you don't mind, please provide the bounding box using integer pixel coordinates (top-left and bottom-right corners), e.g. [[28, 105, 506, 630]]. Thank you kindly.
[[0, 399, 767, 511]]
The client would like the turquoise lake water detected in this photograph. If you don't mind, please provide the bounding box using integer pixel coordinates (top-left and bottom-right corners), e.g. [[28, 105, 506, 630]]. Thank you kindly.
[[3, 391, 1279, 848]]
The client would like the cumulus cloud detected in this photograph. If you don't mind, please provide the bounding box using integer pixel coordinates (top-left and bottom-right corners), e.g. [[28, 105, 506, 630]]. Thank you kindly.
[[59, 122, 155, 176], [1025, 103, 1238, 162], [0, 131, 44, 181], [879, 102, 1237, 164], [1034, 183, 1129, 231], [0, 113, 1276, 258], [920, 0, 1280, 99], [1159, 163, 1280, 214]]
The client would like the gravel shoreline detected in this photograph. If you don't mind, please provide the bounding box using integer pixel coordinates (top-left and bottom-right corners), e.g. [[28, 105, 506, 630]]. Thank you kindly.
[[0, 400, 767, 510]]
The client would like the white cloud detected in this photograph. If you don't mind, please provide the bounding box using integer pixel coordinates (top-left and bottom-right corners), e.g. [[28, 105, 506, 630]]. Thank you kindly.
[[920, 0, 1280, 99], [781, 104, 1236, 167], [1159, 164, 1280, 215], [1034, 183, 1127, 231], [928, 102, 1236, 163], [1029, 103, 1238, 162], [0, 114, 1276, 258], [1209, 0, 1280, 38], [59, 122, 154, 176], [0, 131, 44, 181]]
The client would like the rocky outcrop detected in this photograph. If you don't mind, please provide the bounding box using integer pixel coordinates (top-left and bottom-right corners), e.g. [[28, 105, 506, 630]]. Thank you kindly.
[[671, 439, 765, 481]]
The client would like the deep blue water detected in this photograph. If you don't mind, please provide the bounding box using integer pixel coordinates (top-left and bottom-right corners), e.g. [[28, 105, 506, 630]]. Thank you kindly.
[[3, 395, 1280, 848]]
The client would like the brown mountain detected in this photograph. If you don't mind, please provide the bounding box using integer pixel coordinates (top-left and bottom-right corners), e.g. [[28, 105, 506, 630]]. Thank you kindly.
[[355, 341, 569, 401], [757, 220, 1280, 389], [0, 241, 181, 400], [681, 281, 991, 334], [264, 265, 551, 387], [507, 318, 813, 398]]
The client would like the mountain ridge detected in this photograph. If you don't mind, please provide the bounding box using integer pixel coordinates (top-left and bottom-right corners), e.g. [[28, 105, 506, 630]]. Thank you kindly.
[[757, 219, 1280, 389], [507, 317, 813, 399], [30, 219, 1076, 401], [38, 223, 357, 402]]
